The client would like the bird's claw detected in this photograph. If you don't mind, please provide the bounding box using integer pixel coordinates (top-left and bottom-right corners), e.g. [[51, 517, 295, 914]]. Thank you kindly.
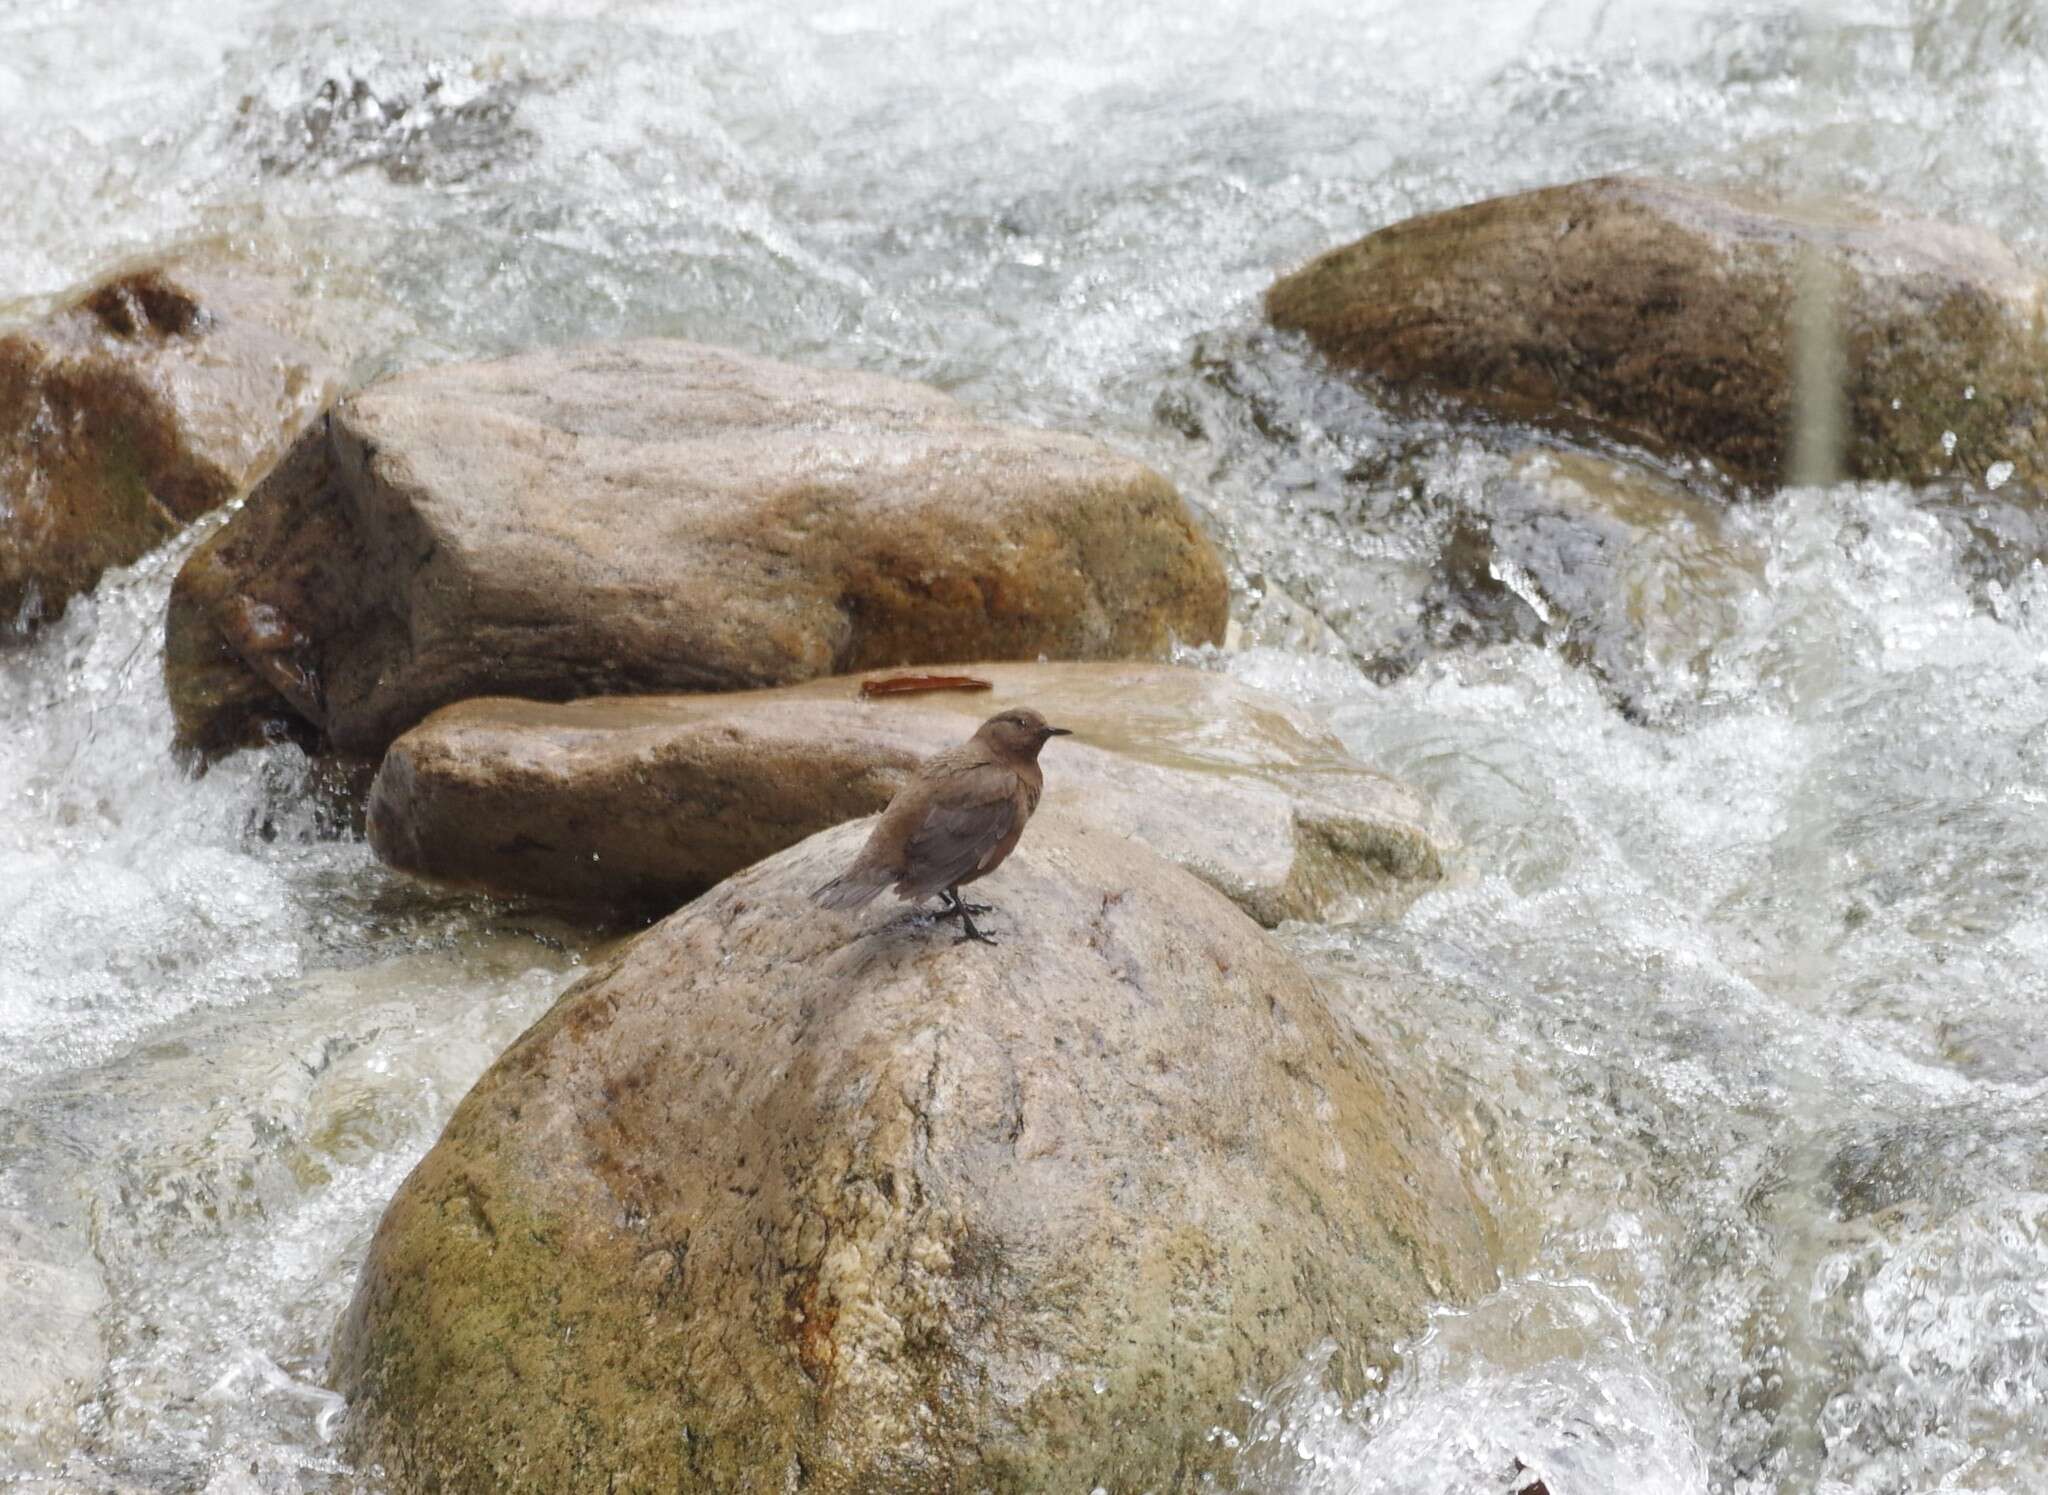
[[954, 928, 999, 946]]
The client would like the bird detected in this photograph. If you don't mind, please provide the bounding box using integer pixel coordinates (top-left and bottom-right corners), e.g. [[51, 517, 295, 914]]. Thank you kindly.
[[811, 706, 1072, 945]]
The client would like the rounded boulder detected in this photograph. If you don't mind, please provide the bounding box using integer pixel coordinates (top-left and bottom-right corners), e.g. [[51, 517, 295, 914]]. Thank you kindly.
[[333, 817, 1499, 1492]]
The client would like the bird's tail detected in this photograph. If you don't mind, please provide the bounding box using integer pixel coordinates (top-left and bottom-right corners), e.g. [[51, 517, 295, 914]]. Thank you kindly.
[[811, 869, 892, 910]]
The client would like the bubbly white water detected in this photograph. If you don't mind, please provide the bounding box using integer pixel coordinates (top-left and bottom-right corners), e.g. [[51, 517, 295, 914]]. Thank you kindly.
[[5, 1, 2048, 1490]]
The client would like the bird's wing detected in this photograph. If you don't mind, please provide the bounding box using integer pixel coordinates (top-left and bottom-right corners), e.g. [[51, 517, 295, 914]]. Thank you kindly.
[[893, 765, 1019, 901]]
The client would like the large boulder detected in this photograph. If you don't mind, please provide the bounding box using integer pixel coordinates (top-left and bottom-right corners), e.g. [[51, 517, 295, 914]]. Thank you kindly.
[[365, 661, 1449, 926], [164, 340, 1228, 756], [332, 817, 1500, 1492], [1267, 176, 2048, 488], [0, 264, 339, 633]]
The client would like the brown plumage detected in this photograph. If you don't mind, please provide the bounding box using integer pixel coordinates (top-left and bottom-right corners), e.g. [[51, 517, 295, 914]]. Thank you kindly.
[[811, 706, 1072, 944]]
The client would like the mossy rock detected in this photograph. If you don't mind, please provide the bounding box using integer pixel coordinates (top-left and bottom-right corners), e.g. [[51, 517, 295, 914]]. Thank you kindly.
[[1268, 175, 2048, 489]]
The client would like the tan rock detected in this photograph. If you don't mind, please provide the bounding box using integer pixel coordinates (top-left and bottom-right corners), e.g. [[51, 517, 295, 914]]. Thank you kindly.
[[333, 817, 1501, 1492], [164, 340, 1227, 756], [366, 661, 1448, 927], [0, 264, 339, 632], [1268, 176, 2048, 488]]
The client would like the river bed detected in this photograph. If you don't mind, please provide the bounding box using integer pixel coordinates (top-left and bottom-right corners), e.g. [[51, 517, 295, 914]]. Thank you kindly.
[[5, 1, 2048, 1491]]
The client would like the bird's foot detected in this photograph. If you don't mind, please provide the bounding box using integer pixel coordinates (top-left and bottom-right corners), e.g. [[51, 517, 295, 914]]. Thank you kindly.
[[945, 896, 999, 946]]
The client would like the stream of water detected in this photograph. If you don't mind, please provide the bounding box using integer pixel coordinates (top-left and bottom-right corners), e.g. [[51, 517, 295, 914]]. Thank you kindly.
[[5, 1, 2048, 1490]]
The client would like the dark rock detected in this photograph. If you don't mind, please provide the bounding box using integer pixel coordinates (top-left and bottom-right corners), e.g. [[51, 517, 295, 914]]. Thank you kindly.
[[1386, 450, 1762, 718], [0, 264, 338, 633]]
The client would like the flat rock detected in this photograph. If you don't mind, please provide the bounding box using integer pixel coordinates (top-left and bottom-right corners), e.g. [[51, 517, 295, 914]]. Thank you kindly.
[[0, 264, 339, 633], [1268, 176, 2048, 488], [366, 661, 1449, 926], [164, 340, 1227, 756], [333, 817, 1501, 1492]]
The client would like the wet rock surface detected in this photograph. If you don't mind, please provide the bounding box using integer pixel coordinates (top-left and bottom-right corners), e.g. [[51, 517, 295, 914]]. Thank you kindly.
[[0, 265, 339, 633], [232, 60, 537, 185], [164, 339, 1227, 756], [1389, 449, 1764, 719], [1268, 176, 2048, 488], [1915, 477, 2048, 614], [365, 661, 1450, 925], [333, 817, 1500, 1493]]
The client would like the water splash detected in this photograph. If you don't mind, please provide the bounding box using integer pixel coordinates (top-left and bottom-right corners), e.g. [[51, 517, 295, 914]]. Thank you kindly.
[[1236, 1282, 1710, 1494]]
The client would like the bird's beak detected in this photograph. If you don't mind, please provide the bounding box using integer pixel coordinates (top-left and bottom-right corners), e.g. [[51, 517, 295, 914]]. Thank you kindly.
[[1044, 726, 1072, 738]]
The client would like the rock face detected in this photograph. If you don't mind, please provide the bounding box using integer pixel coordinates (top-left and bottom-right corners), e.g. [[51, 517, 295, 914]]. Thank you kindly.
[[0, 265, 339, 632], [164, 340, 1227, 756], [365, 662, 1449, 926], [1267, 176, 2048, 488], [333, 818, 1499, 1493]]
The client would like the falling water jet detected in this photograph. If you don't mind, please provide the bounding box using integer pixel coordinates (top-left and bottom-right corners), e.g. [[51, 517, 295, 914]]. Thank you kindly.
[[1788, 248, 1847, 488], [1787, 0, 1853, 494], [1764, 14, 1869, 1490]]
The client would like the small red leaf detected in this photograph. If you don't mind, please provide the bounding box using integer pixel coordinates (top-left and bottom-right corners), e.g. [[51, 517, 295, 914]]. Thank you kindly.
[[858, 674, 994, 698]]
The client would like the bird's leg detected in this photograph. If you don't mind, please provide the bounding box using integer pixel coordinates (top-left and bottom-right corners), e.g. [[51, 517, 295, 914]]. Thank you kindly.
[[939, 888, 993, 918], [941, 886, 998, 946]]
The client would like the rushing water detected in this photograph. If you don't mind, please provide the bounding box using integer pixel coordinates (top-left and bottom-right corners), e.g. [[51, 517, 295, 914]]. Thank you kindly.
[[5, 1, 2048, 1490]]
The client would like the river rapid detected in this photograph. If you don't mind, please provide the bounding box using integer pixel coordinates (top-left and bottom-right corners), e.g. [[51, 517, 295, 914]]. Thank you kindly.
[[4, 1, 2048, 1491]]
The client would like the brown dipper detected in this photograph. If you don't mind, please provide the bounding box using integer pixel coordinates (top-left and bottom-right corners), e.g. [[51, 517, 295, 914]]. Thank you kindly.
[[811, 707, 1072, 944]]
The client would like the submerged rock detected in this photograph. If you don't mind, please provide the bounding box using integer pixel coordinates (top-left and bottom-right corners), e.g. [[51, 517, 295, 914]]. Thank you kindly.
[[233, 60, 537, 186], [164, 340, 1227, 756], [0, 264, 339, 633], [333, 818, 1499, 1492], [365, 661, 1449, 925], [1268, 176, 2048, 488], [1915, 477, 2048, 614], [1390, 450, 1764, 718], [0, 1201, 108, 1468]]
